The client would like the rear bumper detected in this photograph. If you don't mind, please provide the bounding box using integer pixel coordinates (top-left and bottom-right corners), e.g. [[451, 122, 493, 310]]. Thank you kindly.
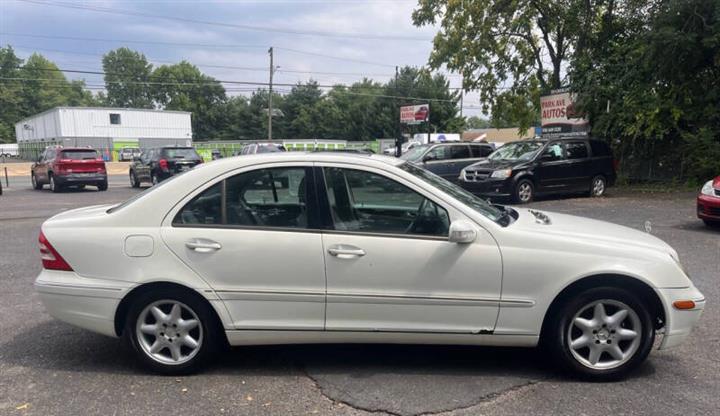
[[54, 173, 107, 186], [697, 194, 720, 221], [656, 285, 705, 349], [34, 269, 133, 337], [459, 178, 513, 198]]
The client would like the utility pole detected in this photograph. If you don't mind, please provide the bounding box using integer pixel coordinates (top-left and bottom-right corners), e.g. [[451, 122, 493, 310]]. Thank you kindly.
[[268, 46, 274, 141], [395, 66, 402, 157]]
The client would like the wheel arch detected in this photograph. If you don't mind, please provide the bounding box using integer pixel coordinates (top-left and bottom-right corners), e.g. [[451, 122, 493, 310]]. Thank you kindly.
[[539, 273, 666, 342], [114, 281, 228, 345]]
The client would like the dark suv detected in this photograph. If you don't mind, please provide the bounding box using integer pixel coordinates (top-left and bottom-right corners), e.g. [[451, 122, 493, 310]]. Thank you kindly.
[[459, 138, 616, 203], [400, 142, 495, 182], [31, 146, 107, 192], [129, 147, 203, 187]]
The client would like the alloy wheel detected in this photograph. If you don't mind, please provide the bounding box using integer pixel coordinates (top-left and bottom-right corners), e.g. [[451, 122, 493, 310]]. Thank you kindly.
[[518, 182, 533, 203], [567, 299, 641, 370], [592, 177, 605, 196], [135, 300, 203, 365]]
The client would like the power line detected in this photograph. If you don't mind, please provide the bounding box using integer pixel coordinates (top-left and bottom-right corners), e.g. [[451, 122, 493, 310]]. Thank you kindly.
[[0, 32, 267, 49], [18, 0, 431, 42]]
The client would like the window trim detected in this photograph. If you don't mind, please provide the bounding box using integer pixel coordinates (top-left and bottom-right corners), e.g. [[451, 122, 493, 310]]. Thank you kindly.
[[109, 113, 121, 125], [317, 165, 451, 239]]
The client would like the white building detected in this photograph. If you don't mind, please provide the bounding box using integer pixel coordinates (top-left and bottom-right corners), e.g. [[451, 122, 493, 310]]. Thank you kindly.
[[15, 107, 192, 160]]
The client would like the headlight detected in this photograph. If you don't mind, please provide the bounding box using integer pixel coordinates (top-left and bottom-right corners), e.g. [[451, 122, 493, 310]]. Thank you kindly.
[[491, 169, 512, 179], [459, 170, 467, 181], [701, 180, 715, 196]]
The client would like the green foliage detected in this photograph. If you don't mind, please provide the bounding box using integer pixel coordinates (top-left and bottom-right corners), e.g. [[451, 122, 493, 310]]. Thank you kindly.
[[102, 47, 154, 108]]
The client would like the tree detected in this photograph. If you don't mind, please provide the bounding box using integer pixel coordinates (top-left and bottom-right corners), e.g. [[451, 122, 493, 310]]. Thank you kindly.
[[102, 48, 153, 108], [151, 61, 226, 139], [0, 46, 23, 143], [412, 0, 621, 129], [465, 116, 491, 130]]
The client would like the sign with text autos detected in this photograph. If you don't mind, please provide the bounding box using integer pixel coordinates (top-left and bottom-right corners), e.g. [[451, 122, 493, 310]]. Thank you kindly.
[[540, 89, 588, 138], [400, 104, 429, 125]]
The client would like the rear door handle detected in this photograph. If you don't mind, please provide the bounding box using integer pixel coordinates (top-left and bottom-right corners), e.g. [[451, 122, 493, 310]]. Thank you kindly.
[[185, 238, 222, 253], [327, 244, 366, 258]]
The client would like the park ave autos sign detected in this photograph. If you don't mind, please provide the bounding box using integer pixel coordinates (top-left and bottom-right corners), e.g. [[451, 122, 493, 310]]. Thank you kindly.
[[540, 88, 589, 138], [400, 104, 430, 125]]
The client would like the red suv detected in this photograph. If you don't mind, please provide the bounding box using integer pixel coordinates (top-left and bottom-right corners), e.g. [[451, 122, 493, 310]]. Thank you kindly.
[[31, 147, 108, 192], [698, 176, 720, 227]]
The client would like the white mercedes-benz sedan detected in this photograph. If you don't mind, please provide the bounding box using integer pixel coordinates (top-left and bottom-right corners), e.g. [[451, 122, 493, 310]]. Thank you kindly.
[[35, 152, 704, 379]]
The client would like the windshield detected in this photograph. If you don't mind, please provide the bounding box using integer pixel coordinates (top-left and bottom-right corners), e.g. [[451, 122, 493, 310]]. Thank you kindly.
[[400, 162, 505, 223], [162, 148, 200, 159], [400, 145, 430, 162], [60, 150, 99, 160], [489, 142, 543, 162]]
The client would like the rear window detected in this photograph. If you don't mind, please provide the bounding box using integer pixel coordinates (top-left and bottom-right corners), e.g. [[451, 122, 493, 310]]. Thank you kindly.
[[59, 150, 99, 160], [256, 144, 286, 153], [162, 148, 200, 159], [589, 140, 612, 157]]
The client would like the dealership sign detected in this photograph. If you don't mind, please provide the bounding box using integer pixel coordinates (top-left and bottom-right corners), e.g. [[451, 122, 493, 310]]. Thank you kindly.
[[400, 104, 429, 125], [540, 88, 589, 137]]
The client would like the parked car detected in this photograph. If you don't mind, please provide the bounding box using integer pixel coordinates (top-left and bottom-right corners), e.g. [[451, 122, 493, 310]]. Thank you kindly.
[[459, 138, 617, 203], [118, 147, 142, 162], [31, 146, 107, 192], [400, 142, 495, 182], [34, 153, 703, 379], [129, 146, 203, 187], [383, 140, 421, 156], [697, 176, 720, 227], [234, 142, 286, 155], [0, 143, 19, 158]]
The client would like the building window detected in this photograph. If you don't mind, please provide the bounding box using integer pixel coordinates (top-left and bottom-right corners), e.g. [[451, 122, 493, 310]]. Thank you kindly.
[[109, 113, 121, 125]]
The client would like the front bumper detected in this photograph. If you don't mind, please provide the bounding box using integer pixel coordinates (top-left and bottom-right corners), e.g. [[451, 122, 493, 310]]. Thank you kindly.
[[54, 173, 107, 186], [656, 285, 705, 349], [34, 269, 133, 337], [458, 178, 513, 198], [697, 194, 720, 221]]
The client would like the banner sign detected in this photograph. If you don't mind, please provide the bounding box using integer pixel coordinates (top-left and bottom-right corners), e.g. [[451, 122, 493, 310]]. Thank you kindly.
[[400, 104, 429, 125], [540, 88, 589, 138]]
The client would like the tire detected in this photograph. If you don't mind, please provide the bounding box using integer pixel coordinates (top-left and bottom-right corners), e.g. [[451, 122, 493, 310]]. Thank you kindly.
[[49, 174, 62, 193], [151, 172, 160, 186], [130, 171, 140, 188], [703, 219, 720, 228], [31, 173, 42, 190], [589, 175, 606, 197], [546, 286, 654, 381], [513, 179, 534, 204], [97, 181, 108, 191], [125, 288, 220, 375]]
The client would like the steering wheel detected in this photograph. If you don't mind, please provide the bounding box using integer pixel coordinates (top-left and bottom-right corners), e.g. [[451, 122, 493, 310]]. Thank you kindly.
[[404, 198, 429, 234]]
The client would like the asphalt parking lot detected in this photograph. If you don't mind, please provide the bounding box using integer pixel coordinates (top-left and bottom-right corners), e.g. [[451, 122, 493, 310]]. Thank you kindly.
[[0, 180, 718, 415]]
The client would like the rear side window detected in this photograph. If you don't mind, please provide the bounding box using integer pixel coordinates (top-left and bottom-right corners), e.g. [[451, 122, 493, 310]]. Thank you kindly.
[[471, 145, 493, 157], [60, 150, 99, 160], [566, 142, 589, 159], [589, 140, 612, 157], [450, 145, 471, 159], [174, 167, 311, 229]]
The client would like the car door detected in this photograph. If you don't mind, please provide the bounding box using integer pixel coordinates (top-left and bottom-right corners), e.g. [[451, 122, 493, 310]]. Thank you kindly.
[[535, 141, 571, 193], [564, 140, 593, 191], [136, 149, 153, 181], [161, 163, 327, 330], [318, 165, 502, 333], [34, 150, 48, 183], [421, 145, 454, 179]]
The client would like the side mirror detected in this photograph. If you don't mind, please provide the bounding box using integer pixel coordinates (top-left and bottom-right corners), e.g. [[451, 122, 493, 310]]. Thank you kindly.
[[448, 220, 477, 244]]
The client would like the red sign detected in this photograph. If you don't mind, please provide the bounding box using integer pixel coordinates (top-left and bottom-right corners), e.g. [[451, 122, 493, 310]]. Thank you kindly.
[[400, 104, 429, 124]]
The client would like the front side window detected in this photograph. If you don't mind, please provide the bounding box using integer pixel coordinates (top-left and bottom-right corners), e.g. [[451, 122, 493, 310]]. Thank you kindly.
[[173, 167, 310, 229], [566, 142, 589, 159], [542, 142, 564, 161], [322, 167, 449, 237], [425, 146, 451, 161]]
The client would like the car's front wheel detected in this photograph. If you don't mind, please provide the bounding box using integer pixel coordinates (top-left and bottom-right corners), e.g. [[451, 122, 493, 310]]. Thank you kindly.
[[547, 287, 654, 380], [151, 172, 160, 186], [513, 179, 534, 204], [125, 289, 219, 374], [129, 171, 140, 188], [590, 175, 606, 197], [31, 172, 42, 190]]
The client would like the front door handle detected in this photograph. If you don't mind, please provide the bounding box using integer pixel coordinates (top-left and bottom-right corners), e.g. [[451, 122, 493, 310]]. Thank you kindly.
[[327, 244, 366, 258], [185, 238, 222, 253]]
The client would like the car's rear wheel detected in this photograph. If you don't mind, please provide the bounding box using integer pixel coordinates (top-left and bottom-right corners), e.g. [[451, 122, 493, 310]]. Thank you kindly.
[[547, 287, 654, 380], [590, 175, 606, 197], [97, 181, 108, 191], [125, 289, 219, 374], [130, 171, 140, 188], [703, 219, 720, 228], [31, 173, 42, 190], [514, 179, 534, 204], [49, 174, 61, 193]]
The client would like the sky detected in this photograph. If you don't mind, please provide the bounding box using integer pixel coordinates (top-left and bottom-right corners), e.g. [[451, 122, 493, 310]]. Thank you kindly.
[[0, 0, 483, 117]]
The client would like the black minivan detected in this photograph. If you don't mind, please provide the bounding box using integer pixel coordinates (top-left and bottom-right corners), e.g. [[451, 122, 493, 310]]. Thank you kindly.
[[459, 138, 616, 203], [129, 147, 203, 187]]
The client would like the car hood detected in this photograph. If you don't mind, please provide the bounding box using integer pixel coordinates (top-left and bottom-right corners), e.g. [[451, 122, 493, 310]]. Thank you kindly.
[[510, 208, 677, 259], [465, 158, 522, 171]]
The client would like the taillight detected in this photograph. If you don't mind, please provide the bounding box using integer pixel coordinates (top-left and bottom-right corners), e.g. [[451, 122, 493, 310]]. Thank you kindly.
[[613, 159, 620, 171], [159, 159, 169, 171], [38, 231, 73, 271]]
